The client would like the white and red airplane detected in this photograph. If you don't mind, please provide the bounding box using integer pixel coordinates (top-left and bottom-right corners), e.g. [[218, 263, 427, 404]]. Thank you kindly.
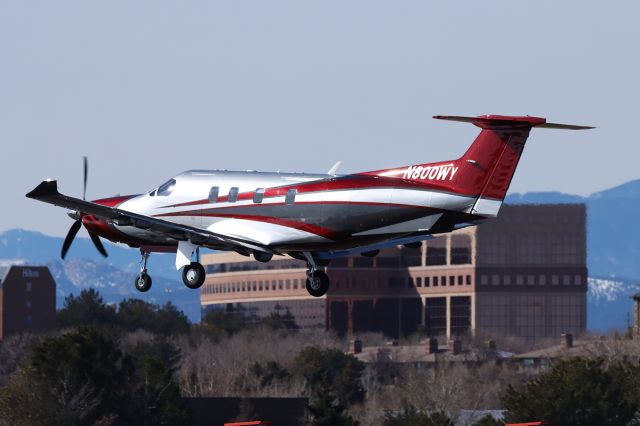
[[26, 115, 592, 297]]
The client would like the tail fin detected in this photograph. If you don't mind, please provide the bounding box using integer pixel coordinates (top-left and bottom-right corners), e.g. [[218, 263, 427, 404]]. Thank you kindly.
[[435, 115, 592, 216], [363, 115, 593, 217]]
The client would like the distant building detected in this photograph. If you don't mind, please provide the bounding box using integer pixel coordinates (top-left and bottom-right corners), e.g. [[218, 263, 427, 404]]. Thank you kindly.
[[0, 266, 56, 339], [200, 204, 587, 342]]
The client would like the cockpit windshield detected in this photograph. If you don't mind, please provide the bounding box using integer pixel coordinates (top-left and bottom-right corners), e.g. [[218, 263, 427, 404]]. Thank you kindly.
[[154, 179, 176, 197]]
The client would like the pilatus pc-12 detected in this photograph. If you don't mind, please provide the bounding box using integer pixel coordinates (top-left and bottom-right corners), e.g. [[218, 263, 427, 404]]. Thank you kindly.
[[27, 115, 592, 296]]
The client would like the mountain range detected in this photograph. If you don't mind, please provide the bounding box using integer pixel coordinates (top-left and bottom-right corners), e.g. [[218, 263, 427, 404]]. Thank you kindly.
[[1, 179, 639, 330], [0, 229, 201, 322]]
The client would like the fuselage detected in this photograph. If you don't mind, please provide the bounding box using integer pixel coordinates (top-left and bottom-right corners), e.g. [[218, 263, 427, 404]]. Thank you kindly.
[[84, 168, 481, 254]]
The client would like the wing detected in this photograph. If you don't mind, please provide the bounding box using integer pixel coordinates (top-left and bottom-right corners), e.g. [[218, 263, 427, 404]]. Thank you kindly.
[[26, 180, 278, 255]]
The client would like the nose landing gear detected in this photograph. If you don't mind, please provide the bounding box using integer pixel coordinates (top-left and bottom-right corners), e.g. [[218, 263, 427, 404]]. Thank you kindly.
[[135, 250, 152, 292]]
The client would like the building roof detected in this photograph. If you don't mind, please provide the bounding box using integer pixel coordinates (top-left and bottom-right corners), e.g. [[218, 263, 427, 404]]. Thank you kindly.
[[513, 340, 594, 360], [352, 343, 508, 364]]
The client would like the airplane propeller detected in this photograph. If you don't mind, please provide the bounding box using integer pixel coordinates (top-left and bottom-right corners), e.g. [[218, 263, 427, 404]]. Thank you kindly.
[[61, 157, 109, 260]]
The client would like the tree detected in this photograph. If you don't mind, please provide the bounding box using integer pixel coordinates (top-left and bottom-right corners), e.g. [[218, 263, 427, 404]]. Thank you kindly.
[[116, 299, 157, 332], [125, 339, 190, 425], [154, 302, 190, 335], [262, 308, 298, 331], [201, 307, 251, 337], [294, 347, 365, 425], [248, 360, 292, 388], [0, 327, 190, 425], [383, 408, 454, 426], [471, 414, 502, 426], [0, 326, 128, 424], [503, 357, 640, 425], [56, 288, 117, 328]]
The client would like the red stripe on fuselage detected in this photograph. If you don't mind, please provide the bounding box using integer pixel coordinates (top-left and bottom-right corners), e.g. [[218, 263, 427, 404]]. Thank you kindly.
[[159, 178, 487, 210]]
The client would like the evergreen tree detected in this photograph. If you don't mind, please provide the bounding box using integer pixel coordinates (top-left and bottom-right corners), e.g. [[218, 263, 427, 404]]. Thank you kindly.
[[503, 357, 640, 425], [294, 347, 365, 425], [56, 288, 117, 328], [383, 408, 454, 426]]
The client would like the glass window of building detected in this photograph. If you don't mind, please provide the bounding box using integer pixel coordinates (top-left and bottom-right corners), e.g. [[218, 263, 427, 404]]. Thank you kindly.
[[492, 275, 500, 285], [449, 276, 455, 286], [451, 234, 472, 264], [516, 275, 524, 285], [480, 275, 488, 285], [416, 277, 422, 287], [465, 275, 471, 285], [552, 275, 559, 285], [540, 275, 547, 285], [434, 276, 439, 286], [527, 275, 535, 285], [458, 275, 463, 285], [574, 275, 582, 285], [426, 237, 447, 266]]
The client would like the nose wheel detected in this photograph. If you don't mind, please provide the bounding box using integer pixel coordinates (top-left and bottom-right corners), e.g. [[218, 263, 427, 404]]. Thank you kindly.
[[182, 262, 206, 289], [135, 272, 152, 292], [135, 250, 152, 292]]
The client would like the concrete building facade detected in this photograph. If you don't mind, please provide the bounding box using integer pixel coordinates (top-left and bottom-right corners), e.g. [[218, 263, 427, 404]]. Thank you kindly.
[[200, 204, 587, 341], [0, 266, 56, 339]]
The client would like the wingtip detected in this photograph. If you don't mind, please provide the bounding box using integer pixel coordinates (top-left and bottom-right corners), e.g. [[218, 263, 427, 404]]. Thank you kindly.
[[26, 179, 59, 199]]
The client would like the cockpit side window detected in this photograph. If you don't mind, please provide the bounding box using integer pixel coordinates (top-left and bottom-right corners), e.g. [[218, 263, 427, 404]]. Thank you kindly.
[[157, 179, 176, 197]]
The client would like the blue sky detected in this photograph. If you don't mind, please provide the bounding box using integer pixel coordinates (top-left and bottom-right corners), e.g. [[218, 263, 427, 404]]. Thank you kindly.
[[1, 1, 637, 236]]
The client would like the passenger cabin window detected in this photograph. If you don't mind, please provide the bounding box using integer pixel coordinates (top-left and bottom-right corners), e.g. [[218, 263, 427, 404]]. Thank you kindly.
[[253, 188, 265, 203], [228, 187, 239, 203], [156, 179, 176, 196], [208, 186, 219, 203], [285, 189, 297, 205]]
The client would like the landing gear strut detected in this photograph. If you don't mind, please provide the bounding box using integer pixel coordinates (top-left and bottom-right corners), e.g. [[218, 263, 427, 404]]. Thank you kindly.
[[135, 250, 152, 292], [303, 252, 330, 297]]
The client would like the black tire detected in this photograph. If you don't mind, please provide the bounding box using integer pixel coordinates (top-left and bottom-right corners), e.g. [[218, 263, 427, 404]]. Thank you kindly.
[[135, 272, 152, 292], [182, 262, 206, 289], [306, 270, 330, 297]]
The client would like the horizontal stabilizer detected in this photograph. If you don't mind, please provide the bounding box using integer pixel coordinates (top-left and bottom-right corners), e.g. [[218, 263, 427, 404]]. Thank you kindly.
[[433, 115, 594, 130]]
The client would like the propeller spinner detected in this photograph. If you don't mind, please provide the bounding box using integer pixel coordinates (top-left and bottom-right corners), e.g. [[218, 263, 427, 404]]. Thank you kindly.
[[61, 157, 109, 260]]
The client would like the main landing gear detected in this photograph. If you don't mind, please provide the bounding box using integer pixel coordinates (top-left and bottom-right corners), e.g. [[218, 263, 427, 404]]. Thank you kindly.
[[182, 262, 206, 289], [304, 252, 330, 297], [135, 250, 152, 292], [134, 246, 207, 293]]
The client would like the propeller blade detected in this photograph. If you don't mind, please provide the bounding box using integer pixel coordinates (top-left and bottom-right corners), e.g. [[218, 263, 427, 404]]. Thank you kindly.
[[88, 231, 108, 258], [83, 156, 88, 201], [61, 220, 82, 259]]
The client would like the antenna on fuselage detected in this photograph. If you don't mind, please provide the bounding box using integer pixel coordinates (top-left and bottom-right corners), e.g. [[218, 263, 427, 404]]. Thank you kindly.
[[328, 161, 342, 176]]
